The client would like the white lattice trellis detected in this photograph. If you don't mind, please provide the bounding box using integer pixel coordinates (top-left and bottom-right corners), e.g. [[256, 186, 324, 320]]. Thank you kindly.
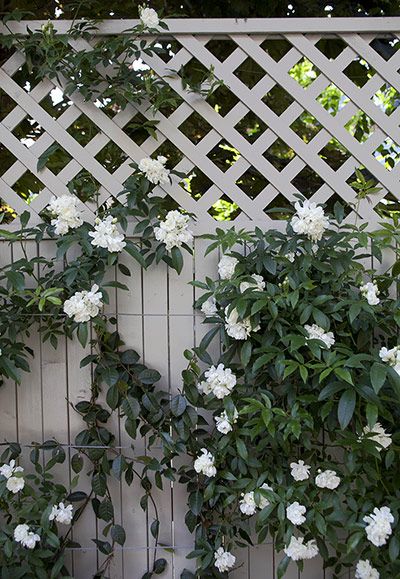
[[1, 18, 400, 232]]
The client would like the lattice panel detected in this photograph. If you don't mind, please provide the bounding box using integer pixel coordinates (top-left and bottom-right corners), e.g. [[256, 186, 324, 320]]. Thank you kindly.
[[1, 20, 400, 232]]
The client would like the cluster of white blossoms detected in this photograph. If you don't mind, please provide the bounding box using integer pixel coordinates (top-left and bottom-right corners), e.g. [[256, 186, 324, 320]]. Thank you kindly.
[[363, 506, 394, 547], [139, 6, 159, 28], [218, 255, 238, 280], [286, 501, 307, 526], [63, 284, 103, 323], [355, 560, 380, 579], [48, 194, 83, 236], [198, 364, 237, 399], [0, 459, 25, 493], [290, 460, 311, 481], [284, 536, 319, 561], [290, 200, 330, 242], [225, 307, 260, 341], [154, 210, 193, 251], [379, 345, 400, 375], [193, 448, 217, 478], [239, 483, 272, 516], [214, 547, 236, 572], [315, 469, 341, 490], [239, 274, 265, 293], [305, 324, 335, 349], [214, 408, 238, 434], [360, 281, 380, 306], [49, 502, 73, 525], [89, 216, 126, 253], [138, 156, 170, 185], [201, 296, 218, 318], [362, 422, 391, 451], [14, 524, 40, 549]]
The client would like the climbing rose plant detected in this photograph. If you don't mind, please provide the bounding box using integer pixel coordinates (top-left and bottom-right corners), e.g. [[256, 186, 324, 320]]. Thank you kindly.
[[178, 202, 400, 578]]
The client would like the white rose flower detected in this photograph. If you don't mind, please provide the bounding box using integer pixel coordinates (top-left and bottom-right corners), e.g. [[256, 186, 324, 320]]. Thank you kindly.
[[48, 194, 83, 236], [240, 274, 265, 293], [139, 6, 159, 28], [239, 483, 272, 515], [198, 364, 236, 399], [0, 459, 17, 479], [194, 448, 217, 478], [49, 502, 74, 525], [63, 284, 103, 323], [225, 307, 260, 341], [362, 423, 391, 451], [285, 252, 296, 262], [360, 281, 380, 306], [154, 210, 193, 251], [7, 475, 25, 493], [89, 216, 126, 253], [215, 408, 238, 434], [290, 460, 311, 481], [239, 491, 257, 516], [305, 324, 335, 349], [14, 524, 40, 549], [218, 255, 238, 280], [201, 297, 218, 318], [363, 506, 394, 547], [138, 156, 169, 185], [315, 469, 340, 490], [379, 346, 400, 375], [214, 547, 236, 572], [290, 200, 329, 242], [284, 536, 319, 561], [286, 501, 307, 526], [355, 559, 380, 579]]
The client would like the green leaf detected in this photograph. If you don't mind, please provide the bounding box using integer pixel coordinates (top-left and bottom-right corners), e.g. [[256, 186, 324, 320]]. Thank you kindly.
[[370, 362, 387, 394], [77, 323, 89, 348], [150, 519, 159, 539], [171, 394, 187, 417], [71, 453, 83, 473], [170, 246, 183, 274], [277, 555, 290, 579], [334, 368, 353, 385], [139, 368, 161, 384], [236, 438, 248, 461], [99, 499, 114, 522], [37, 144, 59, 171], [338, 389, 356, 429], [366, 403, 378, 428], [189, 490, 203, 515], [240, 341, 252, 367], [124, 240, 147, 268], [121, 396, 140, 420], [153, 558, 167, 574], [389, 535, 400, 562], [106, 384, 119, 410], [111, 524, 126, 546]]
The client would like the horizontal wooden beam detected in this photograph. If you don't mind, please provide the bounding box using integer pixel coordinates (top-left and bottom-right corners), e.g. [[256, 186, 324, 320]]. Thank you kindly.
[[0, 17, 399, 35]]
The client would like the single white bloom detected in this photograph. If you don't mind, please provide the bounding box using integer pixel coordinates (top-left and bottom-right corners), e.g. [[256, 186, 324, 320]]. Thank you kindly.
[[6, 475, 25, 493], [194, 448, 217, 478], [225, 307, 260, 341], [49, 502, 73, 525], [305, 324, 335, 349], [315, 469, 340, 490], [360, 281, 380, 306], [362, 423, 391, 451], [214, 547, 236, 572], [284, 536, 319, 561], [218, 255, 238, 280], [240, 274, 265, 293], [154, 210, 193, 251], [215, 408, 238, 434], [363, 506, 394, 547], [89, 216, 126, 253], [379, 346, 400, 376], [355, 560, 380, 579], [138, 156, 169, 185], [63, 284, 103, 323], [285, 252, 296, 262], [239, 483, 272, 515], [14, 524, 40, 549], [139, 6, 159, 28], [201, 297, 218, 318], [48, 194, 83, 236], [290, 200, 329, 242], [290, 460, 311, 481], [198, 364, 237, 399], [0, 459, 16, 479], [239, 491, 257, 516], [286, 502, 307, 526]]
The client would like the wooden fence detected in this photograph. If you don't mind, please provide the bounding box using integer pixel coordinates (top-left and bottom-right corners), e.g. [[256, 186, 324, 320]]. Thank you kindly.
[[1, 16, 400, 578]]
